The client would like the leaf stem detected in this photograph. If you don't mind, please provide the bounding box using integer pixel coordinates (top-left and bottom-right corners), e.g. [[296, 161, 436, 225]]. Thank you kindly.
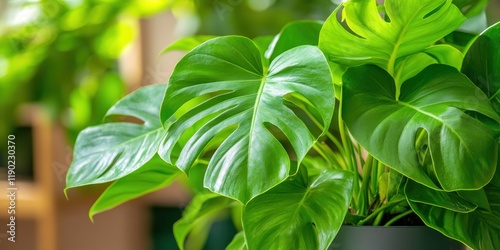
[[384, 210, 414, 226]]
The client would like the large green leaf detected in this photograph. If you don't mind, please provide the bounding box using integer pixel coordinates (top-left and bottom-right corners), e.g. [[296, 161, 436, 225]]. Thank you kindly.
[[66, 85, 167, 189], [407, 183, 500, 250], [89, 154, 180, 220], [174, 193, 234, 250], [342, 64, 499, 191], [242, 169, 353, 250], [462, 22, 500, 114], [159, 36, 334, 203], [319, 0, 465, 82]]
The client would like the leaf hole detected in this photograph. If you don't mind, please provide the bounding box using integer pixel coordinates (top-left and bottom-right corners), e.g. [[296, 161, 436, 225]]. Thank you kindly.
[[264, 122, 297, 162], [423, 1, 446, 19], [336, 5, 366, 39], [105, 115, 145, 125], [283, 92, 324, 139]]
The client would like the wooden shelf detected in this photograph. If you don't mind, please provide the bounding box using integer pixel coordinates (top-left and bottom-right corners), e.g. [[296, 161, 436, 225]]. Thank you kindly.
[[0, 104, 56, 250]]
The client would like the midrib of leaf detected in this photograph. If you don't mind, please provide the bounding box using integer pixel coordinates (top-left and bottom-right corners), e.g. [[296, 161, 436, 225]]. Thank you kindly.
[[80, 127, 163, 159], [245, 70, 268, 201], [388, 6, 425, 100], [292, 187, 312, 219]]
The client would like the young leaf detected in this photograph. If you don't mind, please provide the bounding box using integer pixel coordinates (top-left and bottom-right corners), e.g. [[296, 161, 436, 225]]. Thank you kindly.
[[342, 64, 499, 191], [242, 169, 353, 250], [66, 84, 167, 190], [159, 36, 334, 203], [462, 22, 500, 114], [319, 0, 465, 78], [89, 154, 180, 220], [408, 184, 500, 250], [174, 193, 234, 250]]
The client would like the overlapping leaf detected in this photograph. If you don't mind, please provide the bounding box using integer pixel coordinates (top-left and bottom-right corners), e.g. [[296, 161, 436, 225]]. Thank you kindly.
[[319, 0, 465, 82], [265, 20, 323, 62], [66, 84, 167, 189], [159, 36, 334, 203], [242, 169, 353, 250], [89, 154, 180, 219], [407, 181, 500, 250], [462, 22, 500, 114], [342, 64, 499, 191]]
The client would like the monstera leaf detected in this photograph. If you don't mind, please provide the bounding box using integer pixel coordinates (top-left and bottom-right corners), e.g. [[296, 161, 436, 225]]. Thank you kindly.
[[66, 84, 167, 190], [462, 22, 500, 114], [407, 180, 500, 250], [159, 36, 334, 203], [319, 0, 465, 85], [342, 64, 499, 191], [242, 168, 353, 250]]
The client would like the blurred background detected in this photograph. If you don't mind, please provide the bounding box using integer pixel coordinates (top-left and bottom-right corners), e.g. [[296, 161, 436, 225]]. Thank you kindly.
[[0, 0, 499, 249]]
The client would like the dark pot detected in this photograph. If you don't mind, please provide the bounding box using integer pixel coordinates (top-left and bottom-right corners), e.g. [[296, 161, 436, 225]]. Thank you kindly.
[[329, 226, 467, 250]]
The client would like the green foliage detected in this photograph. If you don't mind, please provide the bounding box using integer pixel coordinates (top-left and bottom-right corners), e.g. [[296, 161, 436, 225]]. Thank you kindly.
[[66, 84, 167, 189], [159, 36, 334, 203], [0, 0, 169, 141], [242, 168, 353, 250], [65, 1, 500, 250]]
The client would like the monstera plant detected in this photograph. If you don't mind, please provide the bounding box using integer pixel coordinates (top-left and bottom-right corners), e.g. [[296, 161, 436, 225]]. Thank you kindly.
[[66, 0, 500, 249]]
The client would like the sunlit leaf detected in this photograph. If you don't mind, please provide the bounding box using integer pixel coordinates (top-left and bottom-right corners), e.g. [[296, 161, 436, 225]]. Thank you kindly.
[[319, 0, 465, 84], [226, 232, 246, 250], [159, 36, 334, 203]]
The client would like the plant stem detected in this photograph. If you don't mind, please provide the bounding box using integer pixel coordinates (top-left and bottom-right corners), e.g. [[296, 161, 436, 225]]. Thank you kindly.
[[359, 155, 373, 215], [384, 210, 414, 226]]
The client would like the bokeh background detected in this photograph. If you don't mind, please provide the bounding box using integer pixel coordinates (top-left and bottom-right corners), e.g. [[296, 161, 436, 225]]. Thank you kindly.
[[0, 0, 499, 249]]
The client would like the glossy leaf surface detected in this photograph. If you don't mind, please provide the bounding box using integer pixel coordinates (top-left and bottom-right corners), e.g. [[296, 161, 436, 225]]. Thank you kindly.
[[159, 36, 334, 203], [342, 64, 499, 191], [319, 0, 465, 78], [66, 84, 167, 189], [242, 169, 353, 250], [89, 154, 180, 219]]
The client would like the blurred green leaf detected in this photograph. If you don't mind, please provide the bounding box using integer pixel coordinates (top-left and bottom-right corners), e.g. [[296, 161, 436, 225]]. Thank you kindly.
[[174, 193, 234, 250]]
